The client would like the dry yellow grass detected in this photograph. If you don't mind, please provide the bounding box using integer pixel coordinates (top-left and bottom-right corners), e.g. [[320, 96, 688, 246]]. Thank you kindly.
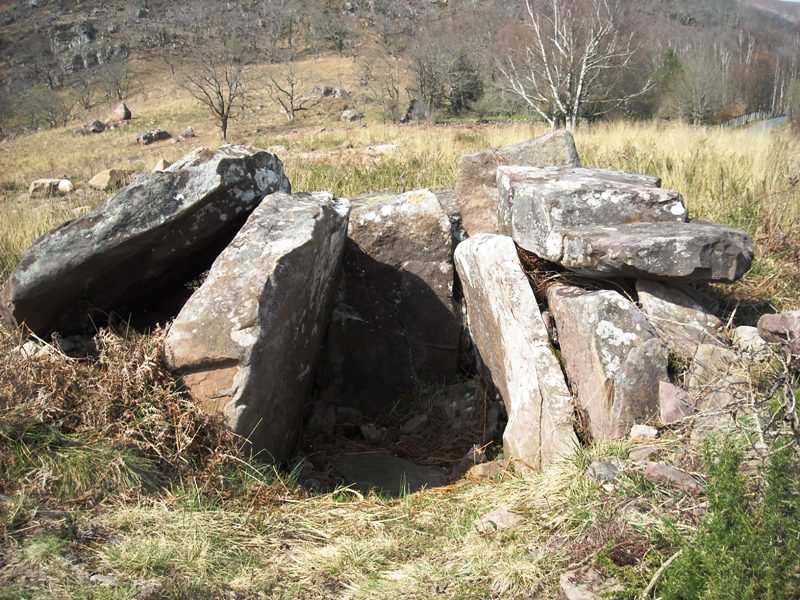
[[1, 51, 798, 307]]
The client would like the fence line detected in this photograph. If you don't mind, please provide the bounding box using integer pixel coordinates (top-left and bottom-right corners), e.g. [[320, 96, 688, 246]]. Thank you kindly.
[[721, 111, 785, 128]]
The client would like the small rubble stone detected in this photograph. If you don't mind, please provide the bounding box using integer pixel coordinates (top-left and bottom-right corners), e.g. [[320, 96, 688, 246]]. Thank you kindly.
[[733, 325, 771, 357], [659, 381, 696, 424], [630, 424, 659, 440], [360, 423, 387, 444], [401, 414, 428, 435], [108, 102, 131, 123], [757, 310, 800, 353], [89, 574, 117, 586], [643, 461, 705, 496], [57, 179, 74, 195], [340, 109, 363, 122], [88, 168, 131, 191], [152, 158, 171, 172], [586, 461, 620, 483], [560, 565, 622, 600], [28, 178, 60, 198], [180, 126, 196, 139], [83, 119, 105, 134], [474, 507, 525, 534], [137, 129, 171, 145], [629, 446, 659, 462], [467, 460, 505, 480]]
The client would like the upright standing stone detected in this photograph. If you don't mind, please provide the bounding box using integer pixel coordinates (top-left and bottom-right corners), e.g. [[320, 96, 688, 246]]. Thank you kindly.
[[317, 189, 461, 413], [455, 234, 577, 469], [455, 130, 580, 236], [165, 192, 350, 461], [547, 284, 668, 442], [1, 146, 290, 335]]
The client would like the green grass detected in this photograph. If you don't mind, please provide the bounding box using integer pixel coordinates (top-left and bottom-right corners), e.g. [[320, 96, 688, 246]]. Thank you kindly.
[[660, 438, 800, 599]]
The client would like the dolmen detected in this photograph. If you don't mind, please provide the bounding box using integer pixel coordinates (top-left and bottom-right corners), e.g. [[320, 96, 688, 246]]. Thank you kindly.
[[2, 132, 764, 472]]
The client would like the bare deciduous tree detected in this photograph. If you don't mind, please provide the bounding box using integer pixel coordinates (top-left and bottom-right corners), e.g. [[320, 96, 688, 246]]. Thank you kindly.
[[264, 63, 321, 122], [499, 0, 649, 130], [183, 50, 248, 141]]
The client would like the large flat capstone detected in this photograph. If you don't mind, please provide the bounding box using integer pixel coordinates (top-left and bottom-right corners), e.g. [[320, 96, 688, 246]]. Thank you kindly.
[[1, 146, 291, 336], [497, 165, 678, 246], [165, 192, 350, 462], [496, 165, 753, 282], [556, 222, 754, 282], [454, 233, 577, 469], [455, 130, 580, 236], [547, 283, 669, 442], [316, 189, 461, 414]]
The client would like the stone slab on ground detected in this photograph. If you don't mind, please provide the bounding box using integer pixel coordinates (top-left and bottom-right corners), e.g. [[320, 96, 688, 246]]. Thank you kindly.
[[334, 453, 446, 497], [316, 189, 461, 414], [555, 221, 753, 282], [547, 283, 668, 442], [455, 130, 580, 236], [1, 146, 290, 336], [165, 192, 349, 462], [454, 233, 577, 469]]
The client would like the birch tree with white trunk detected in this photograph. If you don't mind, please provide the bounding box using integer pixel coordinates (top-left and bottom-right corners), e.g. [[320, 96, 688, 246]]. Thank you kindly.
[[499, 0, 648, 130]]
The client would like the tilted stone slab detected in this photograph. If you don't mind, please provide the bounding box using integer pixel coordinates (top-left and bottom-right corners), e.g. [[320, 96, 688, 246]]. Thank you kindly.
[[1, 146, 290, 335], [455, 130, 580, 236], [636, 279, 725, 356], [316, 189, 461, 414], [454, 234, 577, 469], [165, 192, 350, 462], [497, 165, 685, 253], [554, 222, 753, 282], [547, 284, 668, 443]]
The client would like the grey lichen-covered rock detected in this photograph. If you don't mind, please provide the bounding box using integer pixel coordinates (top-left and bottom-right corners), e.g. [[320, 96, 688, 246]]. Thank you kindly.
[[555, 222, 753, 282], [497, 165, 683, 246], [636, 279, 724, 355], [165, 192, 350, 462], [316, 189, 461, 414], [455, 130, 580, 236], [1, 146, 291, 336], [497, 165, 753, 282], [547, 284, 669, 442], [454, 234, 577, 469]]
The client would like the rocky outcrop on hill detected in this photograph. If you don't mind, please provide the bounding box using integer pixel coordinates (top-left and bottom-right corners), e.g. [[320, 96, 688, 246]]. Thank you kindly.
[[165, 192, 350, 461], [1, 146, 290, 336]]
